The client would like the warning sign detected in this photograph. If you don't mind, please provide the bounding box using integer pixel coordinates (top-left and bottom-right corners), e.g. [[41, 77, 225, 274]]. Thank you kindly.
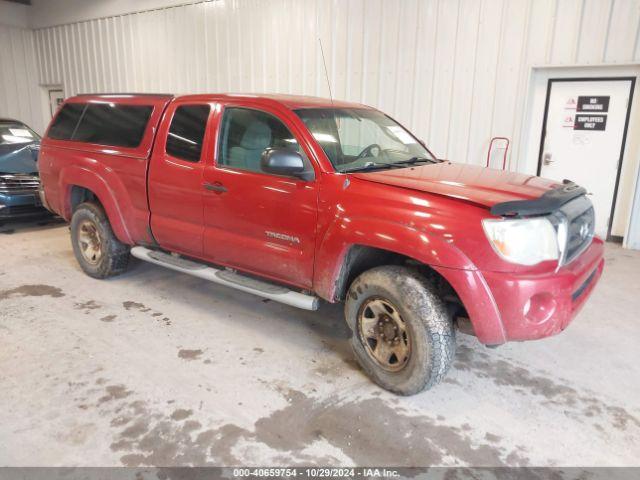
[[563, 114, 575, 128], [577, 96, 610, 113], [574, 114, 607, 131]]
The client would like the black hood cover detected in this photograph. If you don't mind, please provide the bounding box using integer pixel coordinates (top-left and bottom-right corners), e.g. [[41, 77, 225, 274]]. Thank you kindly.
[[490, 180, 587, 217]]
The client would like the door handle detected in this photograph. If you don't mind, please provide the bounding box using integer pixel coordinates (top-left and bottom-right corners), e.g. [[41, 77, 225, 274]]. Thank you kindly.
[[543, 152, 554, 166], [203, 182, 227, 193]]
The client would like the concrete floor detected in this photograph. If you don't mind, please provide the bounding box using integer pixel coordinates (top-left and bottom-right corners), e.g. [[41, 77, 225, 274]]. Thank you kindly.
[[0, 218, 639, 467]]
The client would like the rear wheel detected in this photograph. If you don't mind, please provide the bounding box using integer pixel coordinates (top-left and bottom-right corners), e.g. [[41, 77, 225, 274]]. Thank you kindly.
[[70, 202, 130, 278], [345, 266, 455, 395]]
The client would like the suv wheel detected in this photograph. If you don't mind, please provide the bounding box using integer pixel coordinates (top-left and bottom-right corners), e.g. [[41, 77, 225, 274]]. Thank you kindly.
[[345, 266, 455, 395], [70, 201, 130, 279]]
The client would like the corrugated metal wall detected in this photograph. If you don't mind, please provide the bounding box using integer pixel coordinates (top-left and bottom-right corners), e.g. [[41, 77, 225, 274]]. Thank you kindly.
[[0, 24, 43, 133], [22, 0, 640, 168]]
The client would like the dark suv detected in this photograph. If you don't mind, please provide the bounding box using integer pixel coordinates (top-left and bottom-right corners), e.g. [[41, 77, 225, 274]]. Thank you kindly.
[[0, 118, 47, 221]]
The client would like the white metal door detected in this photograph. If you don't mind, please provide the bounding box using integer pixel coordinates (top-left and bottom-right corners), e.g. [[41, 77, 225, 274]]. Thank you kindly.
[[48, 89, 64, 118], [539, 78, 634, 238]]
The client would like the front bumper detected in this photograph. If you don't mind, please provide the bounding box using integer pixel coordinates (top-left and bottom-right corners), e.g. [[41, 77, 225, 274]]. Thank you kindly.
[[480, 237, 605, 342], [0, 191, 49, 219]]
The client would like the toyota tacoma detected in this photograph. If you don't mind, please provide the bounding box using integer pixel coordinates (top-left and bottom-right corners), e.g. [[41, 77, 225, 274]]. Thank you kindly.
[[38, 93, 604, 395]]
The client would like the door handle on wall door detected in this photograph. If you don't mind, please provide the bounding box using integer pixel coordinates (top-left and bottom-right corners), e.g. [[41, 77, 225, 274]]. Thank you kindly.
[[543, 152, 554, 166], [203, 182, 227, 193]]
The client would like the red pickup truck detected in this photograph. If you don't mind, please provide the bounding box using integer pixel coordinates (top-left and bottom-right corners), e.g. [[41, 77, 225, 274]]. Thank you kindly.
[[39, 93, 604, 395]]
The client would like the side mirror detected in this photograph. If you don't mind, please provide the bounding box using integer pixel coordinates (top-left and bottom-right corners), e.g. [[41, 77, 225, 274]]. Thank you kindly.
[[261, 148, 314, 181]]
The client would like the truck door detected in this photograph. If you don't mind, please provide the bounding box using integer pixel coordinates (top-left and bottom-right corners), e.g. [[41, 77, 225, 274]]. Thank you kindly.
[[148, 101, 213, 256], [202, 105, 319, 289]]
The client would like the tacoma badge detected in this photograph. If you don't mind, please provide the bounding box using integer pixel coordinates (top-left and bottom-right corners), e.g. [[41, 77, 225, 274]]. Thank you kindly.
[[265, 231, 301, 244]]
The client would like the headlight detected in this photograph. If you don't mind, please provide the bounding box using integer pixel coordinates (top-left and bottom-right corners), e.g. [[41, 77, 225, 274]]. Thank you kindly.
[[482, 217, 559, 266]]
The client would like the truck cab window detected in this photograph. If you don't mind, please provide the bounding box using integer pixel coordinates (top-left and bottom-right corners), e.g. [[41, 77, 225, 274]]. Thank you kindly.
[[166, 105, 210, 162], [219, 107, 304, 173]]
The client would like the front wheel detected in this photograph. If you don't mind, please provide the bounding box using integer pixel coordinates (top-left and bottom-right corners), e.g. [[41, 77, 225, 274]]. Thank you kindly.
[[345, 266, 455, 395], [70, 201, 130, 279]]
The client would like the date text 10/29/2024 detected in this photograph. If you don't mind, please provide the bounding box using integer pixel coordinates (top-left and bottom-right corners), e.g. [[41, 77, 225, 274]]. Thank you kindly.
[[232, 468, 402, 478]]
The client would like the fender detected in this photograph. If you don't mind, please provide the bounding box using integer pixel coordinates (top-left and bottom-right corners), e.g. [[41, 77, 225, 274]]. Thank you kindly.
[[431, 265, 506, 345], [313, 215, 507, 345], [314, 214, 475, 299], [58, 165, 133, 244]]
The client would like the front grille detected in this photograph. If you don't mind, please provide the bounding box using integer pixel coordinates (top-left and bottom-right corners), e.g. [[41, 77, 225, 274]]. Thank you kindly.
[[556, 195, 595, 265], [566, 206, 595, 262], [0, 174, 40, 194]]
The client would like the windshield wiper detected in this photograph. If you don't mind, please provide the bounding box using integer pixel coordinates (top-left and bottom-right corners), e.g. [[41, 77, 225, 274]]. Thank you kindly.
[[341, 157, 437, 173], [392, 156, 437, 166], [340, 162, 399, 173]]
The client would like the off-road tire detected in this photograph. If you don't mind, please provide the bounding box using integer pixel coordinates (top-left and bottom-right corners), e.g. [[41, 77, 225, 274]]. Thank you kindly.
[[70, 201, 130, 279], [345, 266, 455, 395]]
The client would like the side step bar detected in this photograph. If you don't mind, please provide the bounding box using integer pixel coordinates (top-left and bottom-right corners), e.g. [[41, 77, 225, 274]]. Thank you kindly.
[[130, 246, 320, 311]]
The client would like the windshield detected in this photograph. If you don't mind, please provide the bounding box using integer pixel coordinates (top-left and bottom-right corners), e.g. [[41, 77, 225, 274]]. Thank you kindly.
[[294, 108, 435, 172], [0, 123, 40, 146]]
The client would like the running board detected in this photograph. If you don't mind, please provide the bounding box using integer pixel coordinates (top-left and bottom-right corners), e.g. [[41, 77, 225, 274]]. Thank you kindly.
[[130, 246, 319, 311]]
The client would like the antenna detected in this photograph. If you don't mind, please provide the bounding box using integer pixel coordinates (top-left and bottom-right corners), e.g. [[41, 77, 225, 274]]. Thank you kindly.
[[318, 37, 343, 166], [318, 38, 334, 105]]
